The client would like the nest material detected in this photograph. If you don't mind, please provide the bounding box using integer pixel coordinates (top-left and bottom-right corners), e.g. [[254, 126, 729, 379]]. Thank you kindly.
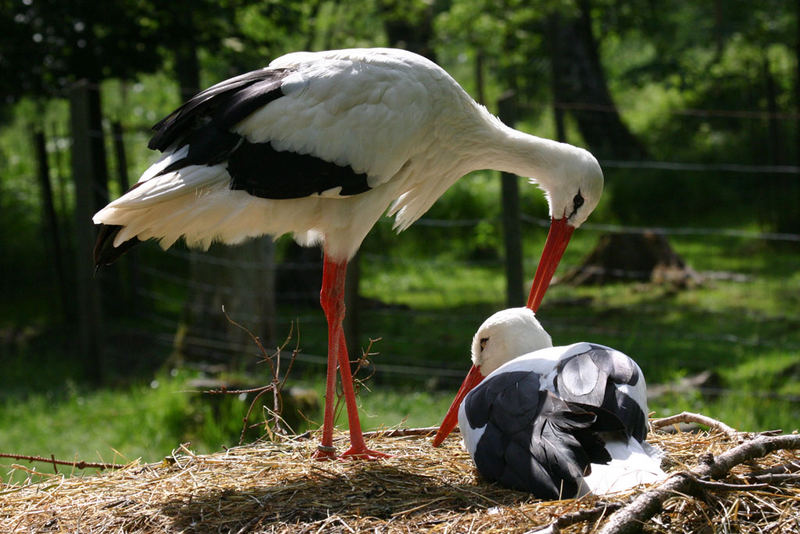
[[1, 424, 799, 533]]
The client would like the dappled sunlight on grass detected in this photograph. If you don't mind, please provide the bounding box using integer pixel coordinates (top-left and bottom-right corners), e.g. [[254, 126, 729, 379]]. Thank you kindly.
[[361, 261, 505, 309]]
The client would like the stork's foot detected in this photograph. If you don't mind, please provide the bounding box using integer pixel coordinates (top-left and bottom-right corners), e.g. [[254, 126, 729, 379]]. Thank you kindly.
[[312, 444, 338, 461], [339, 445, 391, 460]]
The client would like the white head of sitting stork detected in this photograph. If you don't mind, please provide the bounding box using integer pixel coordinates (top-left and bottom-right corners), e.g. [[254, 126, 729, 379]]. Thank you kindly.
[[432, 308, 664, 499]]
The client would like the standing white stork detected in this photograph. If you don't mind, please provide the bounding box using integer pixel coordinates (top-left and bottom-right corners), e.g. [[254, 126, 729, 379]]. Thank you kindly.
[[431, 308, 664, 498], [92, 48, 603, 460]]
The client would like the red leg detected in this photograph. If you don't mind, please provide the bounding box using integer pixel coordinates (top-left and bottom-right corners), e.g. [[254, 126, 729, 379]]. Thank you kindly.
[[316, 253, 387, 460], [337, 328, 389, 459], [312, 254, 344, 460], [311, 331, 338, 460]]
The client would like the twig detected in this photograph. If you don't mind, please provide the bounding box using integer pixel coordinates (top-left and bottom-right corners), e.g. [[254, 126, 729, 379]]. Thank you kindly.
[[278, 322, 301, 392], [745, 473, 800, 485], [745, 461, 800, 478], [238, 386, 275, 445], [361, 426, 460, 438], [221, 307, 301, 442], [222, 305, 278, 379], [527, 502, 623, 534], [651, 411, 740, 440], [0, 453, 125, 470], [597, 433, 800, 534], [332, 337, 382, 427], [681, 473, 769, 492]]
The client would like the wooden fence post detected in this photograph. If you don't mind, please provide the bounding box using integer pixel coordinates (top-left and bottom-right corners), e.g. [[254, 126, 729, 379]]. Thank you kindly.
[[498, 91, 525, 308], [70, 80, 108, 381]]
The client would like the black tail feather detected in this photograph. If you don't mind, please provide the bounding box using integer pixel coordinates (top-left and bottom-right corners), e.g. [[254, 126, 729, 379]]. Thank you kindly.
[[94, 224, 140, 267]]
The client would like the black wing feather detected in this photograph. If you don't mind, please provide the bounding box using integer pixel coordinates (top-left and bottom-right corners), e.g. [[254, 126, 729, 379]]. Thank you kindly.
[[555, 346, 648, 442], [95, 65, 374, 267], [148, 66, 371, 199], [465, 371, 611, 499], [149, 68, 289, 151], [94, 224, 140, 267]]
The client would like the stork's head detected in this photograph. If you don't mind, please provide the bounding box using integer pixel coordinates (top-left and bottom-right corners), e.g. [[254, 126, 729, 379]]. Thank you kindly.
[[527, 147, 603, 311], [431, 308, 553, 447], [470, 307, 553, 377], [543, 147, 604, 228]]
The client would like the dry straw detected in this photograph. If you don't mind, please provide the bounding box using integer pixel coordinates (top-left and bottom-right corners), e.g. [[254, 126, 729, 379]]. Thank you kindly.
[[2, 413, 799, 533]]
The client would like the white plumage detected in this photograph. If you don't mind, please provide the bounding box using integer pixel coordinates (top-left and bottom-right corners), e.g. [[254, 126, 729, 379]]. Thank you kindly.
[[93, 48, 603, 459], [434, 308, 665, 498], [95, 48, 602, 261]]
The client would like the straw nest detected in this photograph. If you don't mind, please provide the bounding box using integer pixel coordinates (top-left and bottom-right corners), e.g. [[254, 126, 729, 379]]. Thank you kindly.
[[2, 417, 799, 533]]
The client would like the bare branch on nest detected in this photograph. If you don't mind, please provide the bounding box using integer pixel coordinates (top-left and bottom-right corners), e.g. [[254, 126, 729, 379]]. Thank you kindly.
[[332, 337, 382, 424], [0, 453, 125, 471], [744, 460, 800, 479], [597, 433, 800, 534], [361, 426, 451, 438], [527, 502, 623, 534], [651, 411, 740, 440], [221, 307, 301, 443]]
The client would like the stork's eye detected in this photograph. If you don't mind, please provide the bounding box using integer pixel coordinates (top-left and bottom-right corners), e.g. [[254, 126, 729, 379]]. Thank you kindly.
[[479, 337, 488, 351], [573, 192, 584, 211]]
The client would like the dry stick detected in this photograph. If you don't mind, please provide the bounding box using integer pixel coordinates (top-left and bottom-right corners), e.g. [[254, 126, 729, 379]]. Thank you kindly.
[[221, 308, 302, 441], [651, 411, 740, 440], [527, 502, 624, 534], [0, 453, 125, 471], [331, 337, 382, 432], [597, 433, 800, 534], [361, 426, 442, 438], [745, 460, 800, 477]]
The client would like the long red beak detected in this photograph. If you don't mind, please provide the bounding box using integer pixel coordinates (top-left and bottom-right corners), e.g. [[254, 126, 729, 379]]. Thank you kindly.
[[432, 217, 576, 447], [431, 364, 485, 447], [526, 216, 575, 311]]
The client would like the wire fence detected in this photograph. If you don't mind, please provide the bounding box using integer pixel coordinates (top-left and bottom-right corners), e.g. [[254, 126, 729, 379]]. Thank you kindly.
[[120, 206, 800, 394], [9, 97, 800, 419]]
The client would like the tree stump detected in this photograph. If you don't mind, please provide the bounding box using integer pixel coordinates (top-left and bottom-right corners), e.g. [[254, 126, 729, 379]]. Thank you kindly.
[[560, 232, 703, 288]]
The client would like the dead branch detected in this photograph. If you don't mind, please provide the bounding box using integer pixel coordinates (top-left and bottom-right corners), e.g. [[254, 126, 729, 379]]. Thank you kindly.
[[745, 473, 800, 485], [361, 426, 451, 438], [0, 453, 125, 471], [332, 337, 382, 427], [221, 307, 301, 442], [597, 433, 800, 534], [651, 411, 740, 440], [744, 460, 800, 480], [527, 502, 623, 534]]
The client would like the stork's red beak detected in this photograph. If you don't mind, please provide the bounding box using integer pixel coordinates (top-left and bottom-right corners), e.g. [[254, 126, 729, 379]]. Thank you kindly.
[[431, 364, 484, 447], [432, 217, 575, 447], [526, 216, 574, 311]]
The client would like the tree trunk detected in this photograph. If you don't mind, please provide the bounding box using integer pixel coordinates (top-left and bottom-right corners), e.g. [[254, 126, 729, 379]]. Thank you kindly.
[[70, 81, 109, 381], [379, 0, 437, 61], [796, 0, 800, 165], [762, 55, 799, 233], [549, 0, 648, 159], [34, 130, 68, 326], [559, 232, 702, 288]]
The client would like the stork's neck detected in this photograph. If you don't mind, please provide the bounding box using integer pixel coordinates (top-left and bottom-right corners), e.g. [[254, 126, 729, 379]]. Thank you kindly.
[[475, 120, 571, 191]]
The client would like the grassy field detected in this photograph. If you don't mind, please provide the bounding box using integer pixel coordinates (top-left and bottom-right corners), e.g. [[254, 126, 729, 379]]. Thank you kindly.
[[1, 230, 799, 484]]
